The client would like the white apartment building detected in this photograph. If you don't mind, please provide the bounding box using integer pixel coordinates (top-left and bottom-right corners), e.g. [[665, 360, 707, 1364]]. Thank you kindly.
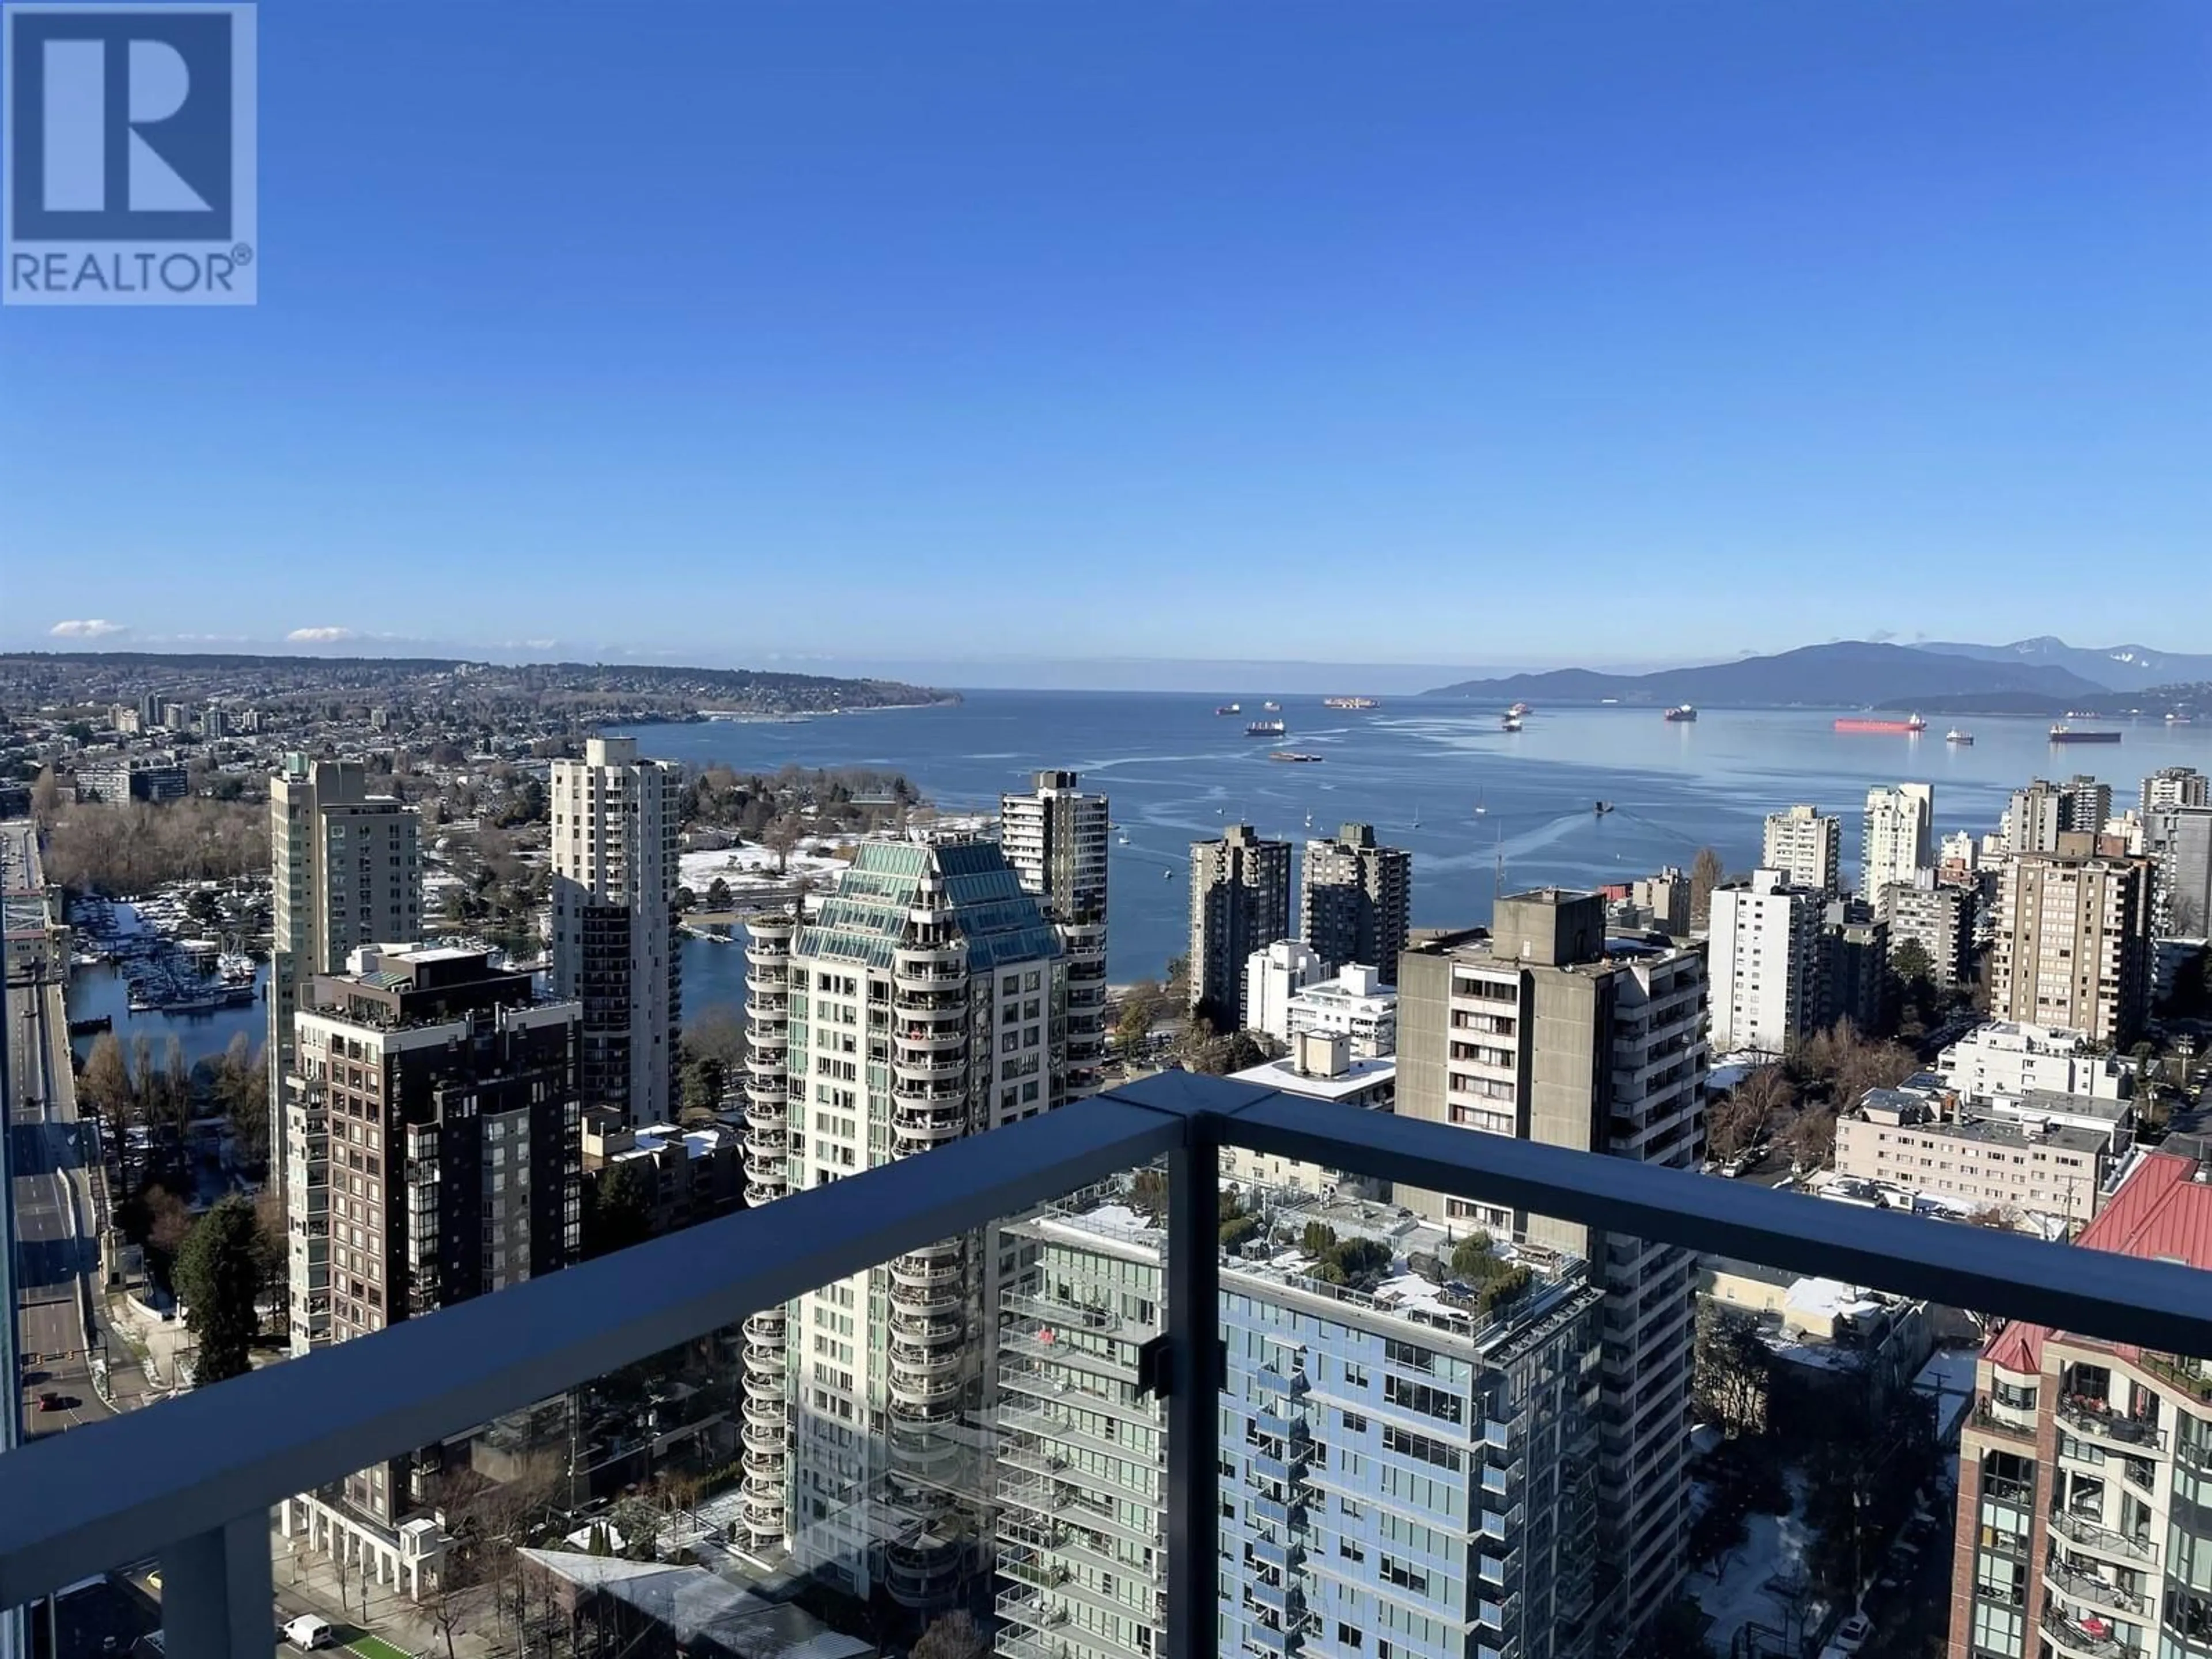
[[2142, 766, 2209, 815], [551, 737, 682, 1124], [1283, 962, 1398, 1056], [1862, 782, 1934, 899], [1762, 804, 1843, 896], [268, 755, 422, 1355], [1245, 938, 1329, 1043], [738, 839, 1065, 1608], [1937, 1020, 2134, 1109], [999, 770, 1110, 1097], [1707, 869, 1823, 1056], [1223, 1029, 1397, 1195]]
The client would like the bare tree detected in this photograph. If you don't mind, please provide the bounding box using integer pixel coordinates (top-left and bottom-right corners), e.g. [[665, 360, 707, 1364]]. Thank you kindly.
[[762, 812, 806, 875], [1690, 847, 1726, 927]]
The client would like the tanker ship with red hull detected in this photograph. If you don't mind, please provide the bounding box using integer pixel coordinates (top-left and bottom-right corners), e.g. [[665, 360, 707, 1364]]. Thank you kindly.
[[1834, 714, 1928, 734]]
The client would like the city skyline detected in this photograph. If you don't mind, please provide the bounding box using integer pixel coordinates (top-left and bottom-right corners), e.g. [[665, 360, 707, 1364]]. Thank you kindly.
[[5, 3, 2209, 664]]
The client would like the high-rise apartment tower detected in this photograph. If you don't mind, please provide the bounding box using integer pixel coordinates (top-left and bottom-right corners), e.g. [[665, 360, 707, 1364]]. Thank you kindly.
[[551, 736, 682, 1124], [999, 769, 1110, 1097], [1299, 821, 1412, 983], [737, 839, 1065, 1604], [268, 755, 422, 1355], [1762, 804, 1843, 897], [1862, 782, 1935, 900], [1190, 825, 1292, 1031], [1394, 890, 1708, 1638]]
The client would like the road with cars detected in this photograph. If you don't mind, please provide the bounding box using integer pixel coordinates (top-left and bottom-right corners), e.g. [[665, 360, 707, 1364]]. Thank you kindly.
[[4, 817, 113, 1441]]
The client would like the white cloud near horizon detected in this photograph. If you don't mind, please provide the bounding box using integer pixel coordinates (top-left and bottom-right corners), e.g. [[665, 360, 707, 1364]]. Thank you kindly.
[[49, 618, 126, 638], [286, 626, 356, 643]]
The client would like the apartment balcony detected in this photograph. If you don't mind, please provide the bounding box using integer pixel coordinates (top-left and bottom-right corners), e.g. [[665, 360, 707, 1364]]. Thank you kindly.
[[897, 1021, 969, 1051], [10, 1073, 2212, 1659], [2045, 1561, 2146, 1616], [894, 1050, 967, 1084], [2042, 1609, 2138, 1659], [2049, 1510, 2159, 1566], [893, 1108, 965, 1150], [2058, 1399, 2169, 1452]]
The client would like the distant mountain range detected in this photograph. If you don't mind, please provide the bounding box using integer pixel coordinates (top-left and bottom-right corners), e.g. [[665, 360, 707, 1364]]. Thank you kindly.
[[1422, 642, 2111, 707], [1909, 637, 2212, 694]]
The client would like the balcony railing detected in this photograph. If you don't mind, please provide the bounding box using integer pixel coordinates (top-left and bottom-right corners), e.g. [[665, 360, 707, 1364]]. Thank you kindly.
[[10, 1072, 2212, 1658]]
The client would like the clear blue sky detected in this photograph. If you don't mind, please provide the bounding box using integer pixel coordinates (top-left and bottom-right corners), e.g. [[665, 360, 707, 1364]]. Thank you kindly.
[[3, 1, 2207, 683]]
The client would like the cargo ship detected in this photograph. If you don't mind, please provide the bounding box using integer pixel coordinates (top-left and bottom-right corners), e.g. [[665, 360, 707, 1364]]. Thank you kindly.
[[2049, 724, 2122, 744], [1214, 703, 1241, 716], [1834, 714, 1927, 734], [1323, 696, 1380, 710], [1664, 704, 1698, 722], [1246, 719, 1287, 738]]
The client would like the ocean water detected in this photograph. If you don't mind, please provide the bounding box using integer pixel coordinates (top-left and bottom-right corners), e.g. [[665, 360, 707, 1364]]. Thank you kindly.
[[81, 695, 2202, 1071], [618, 692, 2211, 988]]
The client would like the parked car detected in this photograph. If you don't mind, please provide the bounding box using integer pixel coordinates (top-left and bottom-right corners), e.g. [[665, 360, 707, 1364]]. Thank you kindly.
[[280, 1615, 334, 1650], [1832, 1612, 1875, 1654]]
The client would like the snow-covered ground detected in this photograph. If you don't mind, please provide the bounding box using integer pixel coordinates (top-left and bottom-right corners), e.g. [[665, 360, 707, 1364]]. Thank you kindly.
[[1687, 1469, 1823, 1651], [678, 815, 998, 903]]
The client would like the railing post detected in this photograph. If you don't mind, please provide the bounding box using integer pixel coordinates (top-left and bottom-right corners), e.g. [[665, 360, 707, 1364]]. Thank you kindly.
[[1165, 1133, 1220, 1659], [160, 1511, 272, 1659]]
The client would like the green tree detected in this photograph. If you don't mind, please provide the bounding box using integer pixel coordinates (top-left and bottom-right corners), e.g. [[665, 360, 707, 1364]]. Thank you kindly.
[[173, 1195, 263, 1385], [1890, 938, 1934, 993], [584, 1160, 657, 1259], [1300, 1222, 1339, 1256], [683, 1004, 747, 1072], [680, 1056, 727, 1116], [1476, 1264, 1532, 1314], [1449, 1231, 1497, 1281]]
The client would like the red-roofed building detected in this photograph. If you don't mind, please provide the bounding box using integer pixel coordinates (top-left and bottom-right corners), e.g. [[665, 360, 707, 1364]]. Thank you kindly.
[[1950, 1151, 2212, 1659]]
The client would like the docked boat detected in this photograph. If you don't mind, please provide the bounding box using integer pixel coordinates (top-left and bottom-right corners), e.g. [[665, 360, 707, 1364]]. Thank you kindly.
[[2050, 724, 2122, 744], [1322, 696, 1380, 710], [1664, 704, 1698, 722], [1214, 703, 1241, 716], [1834, 714, 1927, 734], [1246, 719, 1287, 738], [1945, 729, 1974, 746], [1268, 751, 1324, 764]]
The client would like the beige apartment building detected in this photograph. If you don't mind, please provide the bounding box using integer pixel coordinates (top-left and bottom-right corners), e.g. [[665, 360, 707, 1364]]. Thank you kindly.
[[268, 755, 422, 1355], [550, 736, 683, 1124], [1990, 834, 2153, 1047], [1834, 1087, 2115, 1226]]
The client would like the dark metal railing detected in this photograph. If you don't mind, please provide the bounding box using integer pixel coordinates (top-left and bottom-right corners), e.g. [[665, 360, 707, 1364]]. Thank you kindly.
[[7, 1071, 2212, 1658]]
